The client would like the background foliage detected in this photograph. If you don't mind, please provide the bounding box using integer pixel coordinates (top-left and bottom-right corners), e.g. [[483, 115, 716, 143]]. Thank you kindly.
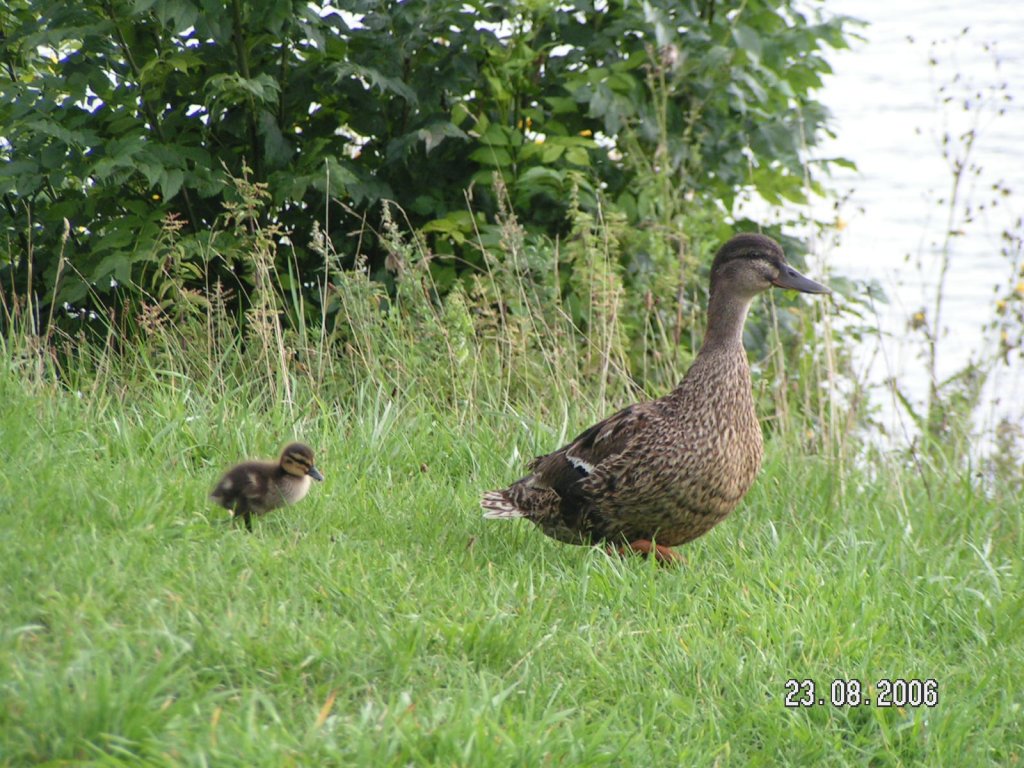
[[1, 0, 850, 381]]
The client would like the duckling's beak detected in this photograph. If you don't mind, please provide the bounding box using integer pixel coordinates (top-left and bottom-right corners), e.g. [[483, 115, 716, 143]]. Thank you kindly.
[[772, 265, 830, 294], [307, 466, 325, 482]]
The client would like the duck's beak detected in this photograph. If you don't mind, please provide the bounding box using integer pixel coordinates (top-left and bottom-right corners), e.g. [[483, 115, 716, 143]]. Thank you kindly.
[[772, 265, 830, 294], [307, 466, 325, 482]]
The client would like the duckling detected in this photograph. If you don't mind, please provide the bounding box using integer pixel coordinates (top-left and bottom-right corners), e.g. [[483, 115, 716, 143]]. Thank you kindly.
[[211, 442, 324, 531], [481, 233, 829, 563]]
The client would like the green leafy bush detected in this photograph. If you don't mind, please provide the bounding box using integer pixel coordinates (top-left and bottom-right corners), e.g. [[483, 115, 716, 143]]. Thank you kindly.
[[1, 0, 851, 384]]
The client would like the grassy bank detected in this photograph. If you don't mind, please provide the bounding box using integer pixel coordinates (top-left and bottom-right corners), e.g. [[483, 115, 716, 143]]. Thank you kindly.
[[0, 321, 1021, 766]]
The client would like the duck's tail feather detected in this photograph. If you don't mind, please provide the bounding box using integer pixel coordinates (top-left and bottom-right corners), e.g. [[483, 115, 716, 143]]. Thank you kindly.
[[481, 490, 525, 519]]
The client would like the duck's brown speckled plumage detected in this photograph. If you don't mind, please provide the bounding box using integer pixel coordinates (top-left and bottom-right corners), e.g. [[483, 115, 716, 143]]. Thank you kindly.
[[481, 233, 829, 559], [211, 442, 324, 531]]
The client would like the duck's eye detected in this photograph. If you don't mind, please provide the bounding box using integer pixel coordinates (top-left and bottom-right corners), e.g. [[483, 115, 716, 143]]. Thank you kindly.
[[769, 263, 792, 281]]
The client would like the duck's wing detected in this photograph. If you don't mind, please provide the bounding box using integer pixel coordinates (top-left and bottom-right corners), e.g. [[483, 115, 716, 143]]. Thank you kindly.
[[530, 402, 656, 499], [210, 462, 273, 510], [210, 465, 246, 508], [521, 402, 658, 539]]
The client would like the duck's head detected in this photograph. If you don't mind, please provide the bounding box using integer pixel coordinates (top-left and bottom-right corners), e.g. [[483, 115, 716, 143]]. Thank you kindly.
[[280, 442, 325, 482], [710, 233, 829, 299]]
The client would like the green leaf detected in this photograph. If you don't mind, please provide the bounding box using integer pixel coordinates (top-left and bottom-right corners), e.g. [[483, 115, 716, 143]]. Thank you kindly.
[[312, 156, 357, 197], [204, 73, 281, 110], [418, 122, 469, 154], [258, 110, 294, 168], [564, 146, 590, 167], [545, 96, 578, 114], [153, 0, 199, 32], [0, 159, 41, 188], [516, 166, 564, 190], [469, 146, 512, 167], [159, 168, 184, 201], [420, 212, 473, 245], [330, 62, 417, 104], [478, 124, 512, 147], [540, 143, 566, 163], [732, 25, 764, 61]]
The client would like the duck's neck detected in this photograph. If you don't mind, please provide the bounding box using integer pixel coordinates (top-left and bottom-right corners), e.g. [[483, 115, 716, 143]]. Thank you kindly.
[[698, 288, 754, 354]]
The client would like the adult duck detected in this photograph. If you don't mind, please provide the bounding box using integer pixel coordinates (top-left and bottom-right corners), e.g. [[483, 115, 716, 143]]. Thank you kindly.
[[481, 233, 829, 562]]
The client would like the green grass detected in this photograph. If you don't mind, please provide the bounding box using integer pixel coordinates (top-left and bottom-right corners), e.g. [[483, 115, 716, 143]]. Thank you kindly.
[[0, 348, 1021, 767]]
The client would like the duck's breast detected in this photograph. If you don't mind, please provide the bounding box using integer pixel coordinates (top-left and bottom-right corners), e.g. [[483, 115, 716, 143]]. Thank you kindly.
[[278, 473, 312, 506], [672, 351, 764, 511]]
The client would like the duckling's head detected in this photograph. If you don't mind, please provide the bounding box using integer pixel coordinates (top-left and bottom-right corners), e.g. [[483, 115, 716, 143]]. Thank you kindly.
[[280, 442, 325, 482], [710, 233, 829, 299]]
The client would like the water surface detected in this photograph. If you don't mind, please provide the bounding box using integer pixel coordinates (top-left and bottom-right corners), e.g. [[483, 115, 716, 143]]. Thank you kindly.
[[815, 0, 1024, 441]]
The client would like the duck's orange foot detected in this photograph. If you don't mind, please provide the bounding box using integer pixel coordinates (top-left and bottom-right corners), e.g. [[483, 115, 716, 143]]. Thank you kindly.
[[608, 539, 685, 566]]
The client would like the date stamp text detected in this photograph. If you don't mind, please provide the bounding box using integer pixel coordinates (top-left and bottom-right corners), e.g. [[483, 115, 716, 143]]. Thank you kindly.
[[784, 678, 939, 708]]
